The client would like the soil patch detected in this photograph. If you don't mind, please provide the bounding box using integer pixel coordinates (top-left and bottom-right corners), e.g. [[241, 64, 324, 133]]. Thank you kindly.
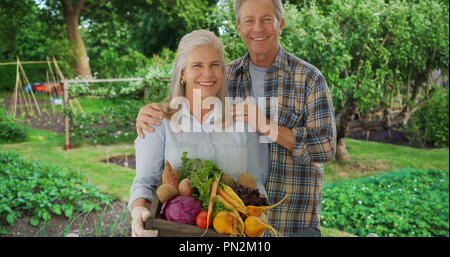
[[2, 201, 132, 237], [347, 129, 412, 147], [332, 160, 391, 179], [101, 154, 136, 170], [2, 97, 65, 134]]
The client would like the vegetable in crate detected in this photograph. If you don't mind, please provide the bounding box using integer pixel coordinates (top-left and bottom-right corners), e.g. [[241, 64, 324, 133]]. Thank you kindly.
[[246, 194, 288, 217], [218, 184, 247, 215], [162, 160, 179, 192], [159, 196, 202, 225], [178, 178, 194, 196], [213, 211, 240, 235], [244, 216, 278, 237], [157, 183, 179, 203], [201, 165, 222, 236], [215, 194, 245, 236], [180, 152, 224, 210], [220, 173, 235, 186], [231, 184, 268, 206], [196, 210, 211, 229], [236, 173, 257, 190]]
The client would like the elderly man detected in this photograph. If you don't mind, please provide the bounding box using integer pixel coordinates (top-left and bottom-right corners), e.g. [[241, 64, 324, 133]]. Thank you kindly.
[[135, 0, 336, 237]]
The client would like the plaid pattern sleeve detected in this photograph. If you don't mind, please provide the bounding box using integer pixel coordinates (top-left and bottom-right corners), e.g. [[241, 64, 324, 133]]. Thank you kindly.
[[227, 46, 336, 236], [291, 67, 336, 164]]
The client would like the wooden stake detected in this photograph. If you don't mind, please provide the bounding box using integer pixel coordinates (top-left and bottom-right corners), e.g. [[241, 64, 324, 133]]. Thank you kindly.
[[53, 56, 85, 114], [17, 57, 41, 116], [10, 61, 20, 119], [63, 82, 71, 150], [46, 71, 56, 113]]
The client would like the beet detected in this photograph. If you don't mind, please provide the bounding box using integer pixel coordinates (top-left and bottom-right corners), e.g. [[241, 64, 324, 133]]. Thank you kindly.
[[231, 184, 267, 206]]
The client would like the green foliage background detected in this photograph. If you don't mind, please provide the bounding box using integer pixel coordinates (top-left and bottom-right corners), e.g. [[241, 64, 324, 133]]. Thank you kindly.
[[403, 87, 449, 147]]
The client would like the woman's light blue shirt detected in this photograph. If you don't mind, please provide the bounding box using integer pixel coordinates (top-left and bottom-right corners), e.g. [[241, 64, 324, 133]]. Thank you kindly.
[[128, 101, 268, 210]]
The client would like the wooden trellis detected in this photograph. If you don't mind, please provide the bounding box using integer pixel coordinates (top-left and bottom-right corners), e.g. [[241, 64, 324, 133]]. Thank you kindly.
[[7, 57, 42, 119]]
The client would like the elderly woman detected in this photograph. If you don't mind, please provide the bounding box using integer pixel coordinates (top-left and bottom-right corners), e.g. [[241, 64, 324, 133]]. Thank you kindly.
[[128, 30, 267, 237]]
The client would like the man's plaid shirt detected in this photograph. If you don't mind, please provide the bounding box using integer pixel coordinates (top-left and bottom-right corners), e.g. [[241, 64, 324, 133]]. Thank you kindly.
[[226, 46, 337, 236]]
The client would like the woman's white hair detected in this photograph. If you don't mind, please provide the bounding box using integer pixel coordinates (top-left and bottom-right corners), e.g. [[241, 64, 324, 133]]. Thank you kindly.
[[162, 30, 230, 128]]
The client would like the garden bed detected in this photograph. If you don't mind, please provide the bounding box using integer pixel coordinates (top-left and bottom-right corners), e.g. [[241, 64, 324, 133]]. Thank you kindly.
[[3, 201, 131, 237]]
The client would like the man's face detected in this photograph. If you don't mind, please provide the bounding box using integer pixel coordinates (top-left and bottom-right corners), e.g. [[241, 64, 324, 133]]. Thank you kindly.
[[236, 0, 284, 62]]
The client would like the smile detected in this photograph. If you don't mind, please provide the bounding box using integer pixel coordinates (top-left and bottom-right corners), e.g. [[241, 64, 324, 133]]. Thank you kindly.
[[198, 81, 216, 87], [251, 36, 269, 41]]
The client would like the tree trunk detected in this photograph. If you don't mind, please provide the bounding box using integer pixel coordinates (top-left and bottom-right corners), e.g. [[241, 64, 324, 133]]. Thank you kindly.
[[336, 138, 350, 162], [335, 95, 358, 162], [61, 0, 92, 78]]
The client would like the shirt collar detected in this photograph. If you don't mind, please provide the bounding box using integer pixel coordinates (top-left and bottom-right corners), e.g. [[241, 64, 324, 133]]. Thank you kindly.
[[236, 44, 290, 73]]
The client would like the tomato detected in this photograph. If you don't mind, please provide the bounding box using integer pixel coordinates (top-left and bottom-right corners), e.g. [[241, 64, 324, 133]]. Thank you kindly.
[[196, 210, 210, 229]]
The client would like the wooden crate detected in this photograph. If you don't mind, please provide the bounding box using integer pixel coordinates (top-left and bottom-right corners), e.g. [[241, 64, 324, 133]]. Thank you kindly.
[[144, 178, 225, 237]]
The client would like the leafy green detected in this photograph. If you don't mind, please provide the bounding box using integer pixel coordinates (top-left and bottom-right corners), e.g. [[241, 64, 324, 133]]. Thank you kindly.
[[177, 152, 203, 184], [178, 152, 223, 210], [0, 151, 114, 234]]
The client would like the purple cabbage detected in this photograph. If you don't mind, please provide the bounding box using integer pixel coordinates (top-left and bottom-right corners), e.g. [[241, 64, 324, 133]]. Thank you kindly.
[[159, 196, 202, 225]]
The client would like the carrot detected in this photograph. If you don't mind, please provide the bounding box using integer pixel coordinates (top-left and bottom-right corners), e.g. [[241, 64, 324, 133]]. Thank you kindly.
[[201, 170, 222, 236], [218, 189, 247, 215], [221, 184, 246, 211]]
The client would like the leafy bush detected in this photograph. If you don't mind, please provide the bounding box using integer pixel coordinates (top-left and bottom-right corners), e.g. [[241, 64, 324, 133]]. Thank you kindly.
[[68, 48, 173, 101], [321, 169, 449, 237], [0, 108, 27, 144], [403, 86, 449, 147], [0, 151, 114, 234]]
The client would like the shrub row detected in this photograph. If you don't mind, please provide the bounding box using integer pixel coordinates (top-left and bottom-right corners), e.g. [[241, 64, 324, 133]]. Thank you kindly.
[[0, 107, 27, 144]]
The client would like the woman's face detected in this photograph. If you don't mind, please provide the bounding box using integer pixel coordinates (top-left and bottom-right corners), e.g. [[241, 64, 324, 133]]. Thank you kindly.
[[182, 45, 223, 100]]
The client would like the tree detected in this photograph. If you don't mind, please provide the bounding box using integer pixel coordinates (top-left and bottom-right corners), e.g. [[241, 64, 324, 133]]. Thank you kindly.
[[36, 0, 149, 78], [281, 0, 448, 162], [133, 0, 218, 57], [59, 0, 92, 78], [0, 0, 71, 61]]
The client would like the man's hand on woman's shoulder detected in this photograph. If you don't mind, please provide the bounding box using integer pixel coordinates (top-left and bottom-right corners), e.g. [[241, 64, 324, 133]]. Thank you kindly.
[[136, 103, 164, 138]]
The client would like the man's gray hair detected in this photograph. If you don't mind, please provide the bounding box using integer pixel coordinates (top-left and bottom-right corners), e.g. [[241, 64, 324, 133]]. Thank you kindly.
[[162, 30, 228, 120], [235, 0, 284, 23]]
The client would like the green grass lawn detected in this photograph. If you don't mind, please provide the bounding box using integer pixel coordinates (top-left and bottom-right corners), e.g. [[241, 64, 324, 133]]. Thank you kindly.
[[324, 138, 449, 185]]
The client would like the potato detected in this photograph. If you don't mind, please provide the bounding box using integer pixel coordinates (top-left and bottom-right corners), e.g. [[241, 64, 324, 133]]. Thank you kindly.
[[178, 178, 194, 197], [162, 161, 178, 191], [157, 183, 179, 203], [220, 173, 235, 186], [236, 173, 257, 190]]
